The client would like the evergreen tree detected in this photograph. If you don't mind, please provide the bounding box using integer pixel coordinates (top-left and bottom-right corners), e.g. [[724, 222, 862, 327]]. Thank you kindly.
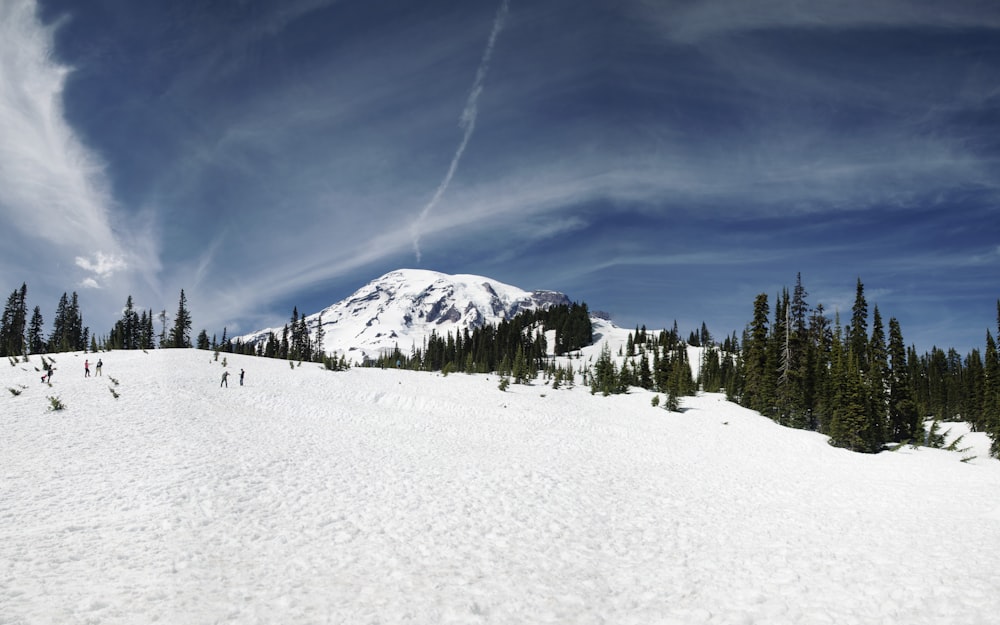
[[984, 331, 1000, 457], [27, 306, 45, 354], [168, 290, 192, 348], [0, 283, 28, 357], [298, 314, 311, 362], [666, 345, 694, 408], [887, 317, 919, 442], [786, 275, 810, 428], [828, 351, 872, 452], [50, 293, 68, 351], [315, 313, 325, 361], [591, 343, 619, 396], [700, 321, 712, 347], [964, 348, 986, 432], [512, 344, 530, 384], [638, 349, 653, 390], [48, 291, 86, 352], [110, 295, 141, 349], [848, 278, 869, 373], [139, 310, 155, 350], [805, 303, 831, 431], [866, 306, 889, 447], [740, 293, 773, 414], [196, 329, 210, 350], [288, 307, 303, 360]]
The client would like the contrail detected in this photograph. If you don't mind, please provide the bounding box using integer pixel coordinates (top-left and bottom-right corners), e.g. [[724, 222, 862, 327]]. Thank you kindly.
[[411, 0, 510, 262]]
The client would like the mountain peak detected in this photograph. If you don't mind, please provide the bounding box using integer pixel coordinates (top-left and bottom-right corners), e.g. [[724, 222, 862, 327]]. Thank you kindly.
[[242, 269, 571, 361]]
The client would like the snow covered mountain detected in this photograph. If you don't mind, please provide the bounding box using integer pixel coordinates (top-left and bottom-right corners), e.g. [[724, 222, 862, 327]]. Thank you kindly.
[[240, 269, 572, 361]]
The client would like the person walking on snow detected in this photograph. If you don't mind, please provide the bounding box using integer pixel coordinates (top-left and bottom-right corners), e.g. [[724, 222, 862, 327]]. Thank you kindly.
[[221, 370, 230, 387], [239, 369, 245, 386], [84, 359, 90, 377], [96, 359, 103, 376]]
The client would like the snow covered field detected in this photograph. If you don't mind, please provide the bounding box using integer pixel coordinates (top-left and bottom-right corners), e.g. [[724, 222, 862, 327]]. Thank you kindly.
[[3, 349, 1000, 625]]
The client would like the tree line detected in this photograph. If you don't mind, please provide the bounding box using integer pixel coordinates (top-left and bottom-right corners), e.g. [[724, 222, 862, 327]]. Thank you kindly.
[[0, 284, 195, 356], [728, 274, 1000, 457], [362, 302, 594, 375]]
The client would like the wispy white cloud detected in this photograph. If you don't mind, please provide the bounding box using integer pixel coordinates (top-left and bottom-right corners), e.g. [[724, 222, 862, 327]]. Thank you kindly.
[[75, 252, 128, 283], [410, 0, 510, 262], [635, 0, 1000, 44], [0, 0, 138, 292]]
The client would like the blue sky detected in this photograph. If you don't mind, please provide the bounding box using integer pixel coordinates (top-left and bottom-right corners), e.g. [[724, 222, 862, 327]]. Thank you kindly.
[[1, 0, 998, 354]]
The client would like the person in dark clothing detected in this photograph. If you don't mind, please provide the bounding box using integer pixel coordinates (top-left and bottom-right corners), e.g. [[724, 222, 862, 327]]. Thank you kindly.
[[221, 370, 230, 387], [239, 369, 245, 386], [96, 359, 103, 376]]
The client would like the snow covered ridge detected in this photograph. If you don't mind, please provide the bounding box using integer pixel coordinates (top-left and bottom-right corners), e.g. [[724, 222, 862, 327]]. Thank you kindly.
[[239, 268, 571, 361], [3, 348, 1000, 624]]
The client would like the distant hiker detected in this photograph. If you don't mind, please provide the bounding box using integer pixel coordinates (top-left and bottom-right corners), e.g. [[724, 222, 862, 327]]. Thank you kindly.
[[96, 359, 103, 376], [221, 370, 230, 387], [84, 359, 90, 377], [239, 369, 245, 386]]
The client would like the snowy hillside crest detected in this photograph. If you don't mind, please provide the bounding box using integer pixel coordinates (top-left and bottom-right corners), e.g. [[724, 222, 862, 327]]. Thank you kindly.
[[241, 269, 571, 360]]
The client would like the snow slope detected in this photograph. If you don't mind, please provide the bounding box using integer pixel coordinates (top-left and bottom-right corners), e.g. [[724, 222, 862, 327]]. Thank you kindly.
[[3, 349, 1000, 624]]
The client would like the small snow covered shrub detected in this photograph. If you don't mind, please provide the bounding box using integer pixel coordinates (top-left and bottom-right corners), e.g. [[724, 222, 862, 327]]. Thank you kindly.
[[8, 387, 22, 396], [651, 394, 660, 408], [47, 396, 65, 411], [498, 377, 510, 391]]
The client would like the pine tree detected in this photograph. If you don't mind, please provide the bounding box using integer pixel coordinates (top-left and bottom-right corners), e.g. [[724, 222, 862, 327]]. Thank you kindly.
[[27, 306, 45, 354], [848, 278, 869, 373], [887, 317, 919, 442], [666, 345, 694, 408], [0, 283, 28, 357], [512, 344, 530, 384], [776, 288, 794, 425], [315, 313, 325, 361], [139, 310, 155, 350], [829, 351, 872, 451], [50, 293, 69, 351], [866, 306, 889, 447], [48, 292, 86, 352], [289, 307, 302, 360], [168, 290, 192, 348], [638, 349, 653, 390], [740, 293, 773, 414], [984, 330, 1000, 457], [110, 295, 141, 349], [298, 315, 311, 362], [591, 343, 619, 396]]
